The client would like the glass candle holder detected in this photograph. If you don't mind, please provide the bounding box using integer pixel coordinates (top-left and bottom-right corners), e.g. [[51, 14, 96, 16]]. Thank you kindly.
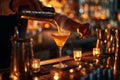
[[93, 48, 100, 57], [73, 50, 82, 62], [31, 58, 40, 73]]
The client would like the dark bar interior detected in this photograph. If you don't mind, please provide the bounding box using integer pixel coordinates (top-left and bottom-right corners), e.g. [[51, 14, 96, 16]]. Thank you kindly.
[[0, 0, 120, 80]]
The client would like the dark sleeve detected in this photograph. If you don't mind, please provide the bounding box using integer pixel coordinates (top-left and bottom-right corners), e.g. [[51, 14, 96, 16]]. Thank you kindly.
[[0, 14, 18, 69], [9, 0, 14, 12]]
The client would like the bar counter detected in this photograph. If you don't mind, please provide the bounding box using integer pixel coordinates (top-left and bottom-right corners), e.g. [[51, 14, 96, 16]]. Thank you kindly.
[[0, 51, 120, 80]]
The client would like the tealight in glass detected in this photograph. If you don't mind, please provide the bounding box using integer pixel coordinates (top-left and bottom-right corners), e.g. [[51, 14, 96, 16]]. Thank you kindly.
[[73, 50, 82, 62], [31, 58, 40, 73], [93, 48, 100, 57]]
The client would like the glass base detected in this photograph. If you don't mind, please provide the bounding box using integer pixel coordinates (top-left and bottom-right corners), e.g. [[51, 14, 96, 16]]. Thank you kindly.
[[53, 63, 68, 68]]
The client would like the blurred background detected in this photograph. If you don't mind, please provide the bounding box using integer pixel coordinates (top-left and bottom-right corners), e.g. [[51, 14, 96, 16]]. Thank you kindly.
[[25, 0, 120, 61]]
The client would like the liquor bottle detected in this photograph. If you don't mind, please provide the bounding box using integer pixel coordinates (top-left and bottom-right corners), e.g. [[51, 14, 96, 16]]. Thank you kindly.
[[17, 3, 91, 39], [54, 13, 91, 39], [15, 6, 55, 39]]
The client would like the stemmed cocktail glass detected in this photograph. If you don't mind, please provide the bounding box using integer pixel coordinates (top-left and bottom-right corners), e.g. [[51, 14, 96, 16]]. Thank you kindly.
[[51, 28, 70, 68]]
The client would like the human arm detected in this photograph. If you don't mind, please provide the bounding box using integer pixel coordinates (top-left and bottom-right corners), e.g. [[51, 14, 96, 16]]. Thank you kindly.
[[55, 13, 92, 39], [10, 0, 55, 12], [10, 0, 91, 39]]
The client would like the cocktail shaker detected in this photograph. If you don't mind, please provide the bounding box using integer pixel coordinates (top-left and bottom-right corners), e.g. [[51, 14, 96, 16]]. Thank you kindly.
[[10, 27, 33, 80]]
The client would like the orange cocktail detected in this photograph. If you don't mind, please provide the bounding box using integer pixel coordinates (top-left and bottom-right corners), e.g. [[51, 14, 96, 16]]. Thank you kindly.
[[51, 31, 70, 68], [51, 32, 70, 47]]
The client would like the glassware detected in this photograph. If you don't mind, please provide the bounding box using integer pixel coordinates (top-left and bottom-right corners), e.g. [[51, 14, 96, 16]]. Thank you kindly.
[[31, 58, 40, 73], [93, 48, 101, 57], [51, 29, 70, 68], [73, 49, 82, 69], [73, 50, 82, 62]]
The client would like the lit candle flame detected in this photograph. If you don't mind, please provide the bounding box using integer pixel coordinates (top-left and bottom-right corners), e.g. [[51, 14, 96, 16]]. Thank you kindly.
[[73, 50, 82, 62]]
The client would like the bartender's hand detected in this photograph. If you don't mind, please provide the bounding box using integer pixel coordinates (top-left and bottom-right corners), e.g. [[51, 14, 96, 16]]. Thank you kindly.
[[10, 0, 43, 12]]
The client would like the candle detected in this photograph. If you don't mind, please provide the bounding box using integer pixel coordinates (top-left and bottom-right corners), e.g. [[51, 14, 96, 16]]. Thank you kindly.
[[33, 76, 39, 80], [10, 73, 19, 80], [53, 73, 59, 80], [69, 69, 74, 80], [50, 70, 62, 80], [93, 48, 100, 57], [73, 50, 82, 62], [31, 58, 40, 73]]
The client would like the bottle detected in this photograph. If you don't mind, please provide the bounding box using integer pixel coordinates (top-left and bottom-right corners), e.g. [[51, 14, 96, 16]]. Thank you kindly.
[[18, 10, 55, 22], [15, 6, 55, 39], [54, 13, 91, 39], [17, 5, 91, 39], [17, 6, 55, 22]]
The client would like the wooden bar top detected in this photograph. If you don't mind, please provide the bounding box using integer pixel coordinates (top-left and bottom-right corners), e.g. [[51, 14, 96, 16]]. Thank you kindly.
[[0, 51, 120, 80]]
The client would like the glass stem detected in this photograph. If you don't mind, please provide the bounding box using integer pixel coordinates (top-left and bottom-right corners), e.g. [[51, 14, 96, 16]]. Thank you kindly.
[[59, 46, 63, 64]]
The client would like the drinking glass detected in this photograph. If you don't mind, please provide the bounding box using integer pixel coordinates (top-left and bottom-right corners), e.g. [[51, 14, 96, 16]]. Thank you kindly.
[[51, 30, 70, 68]]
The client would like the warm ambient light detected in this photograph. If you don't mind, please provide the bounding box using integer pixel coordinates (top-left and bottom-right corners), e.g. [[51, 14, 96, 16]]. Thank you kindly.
[[27, 20, 39, 31], [69, 69, 74, 73], [31, 58, 40, 73], [100, 14, 106, 20], [53, 73, 59, 80], [10, 73, 19, 80], [33, 76, 39, 80], [81, 13, 89, 20], [44, 23, 50, 28], [73, 50, 82, 62], [117, 12, 120, 22], [93, 48, 100, 57], [50, 70, 62, 80]]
